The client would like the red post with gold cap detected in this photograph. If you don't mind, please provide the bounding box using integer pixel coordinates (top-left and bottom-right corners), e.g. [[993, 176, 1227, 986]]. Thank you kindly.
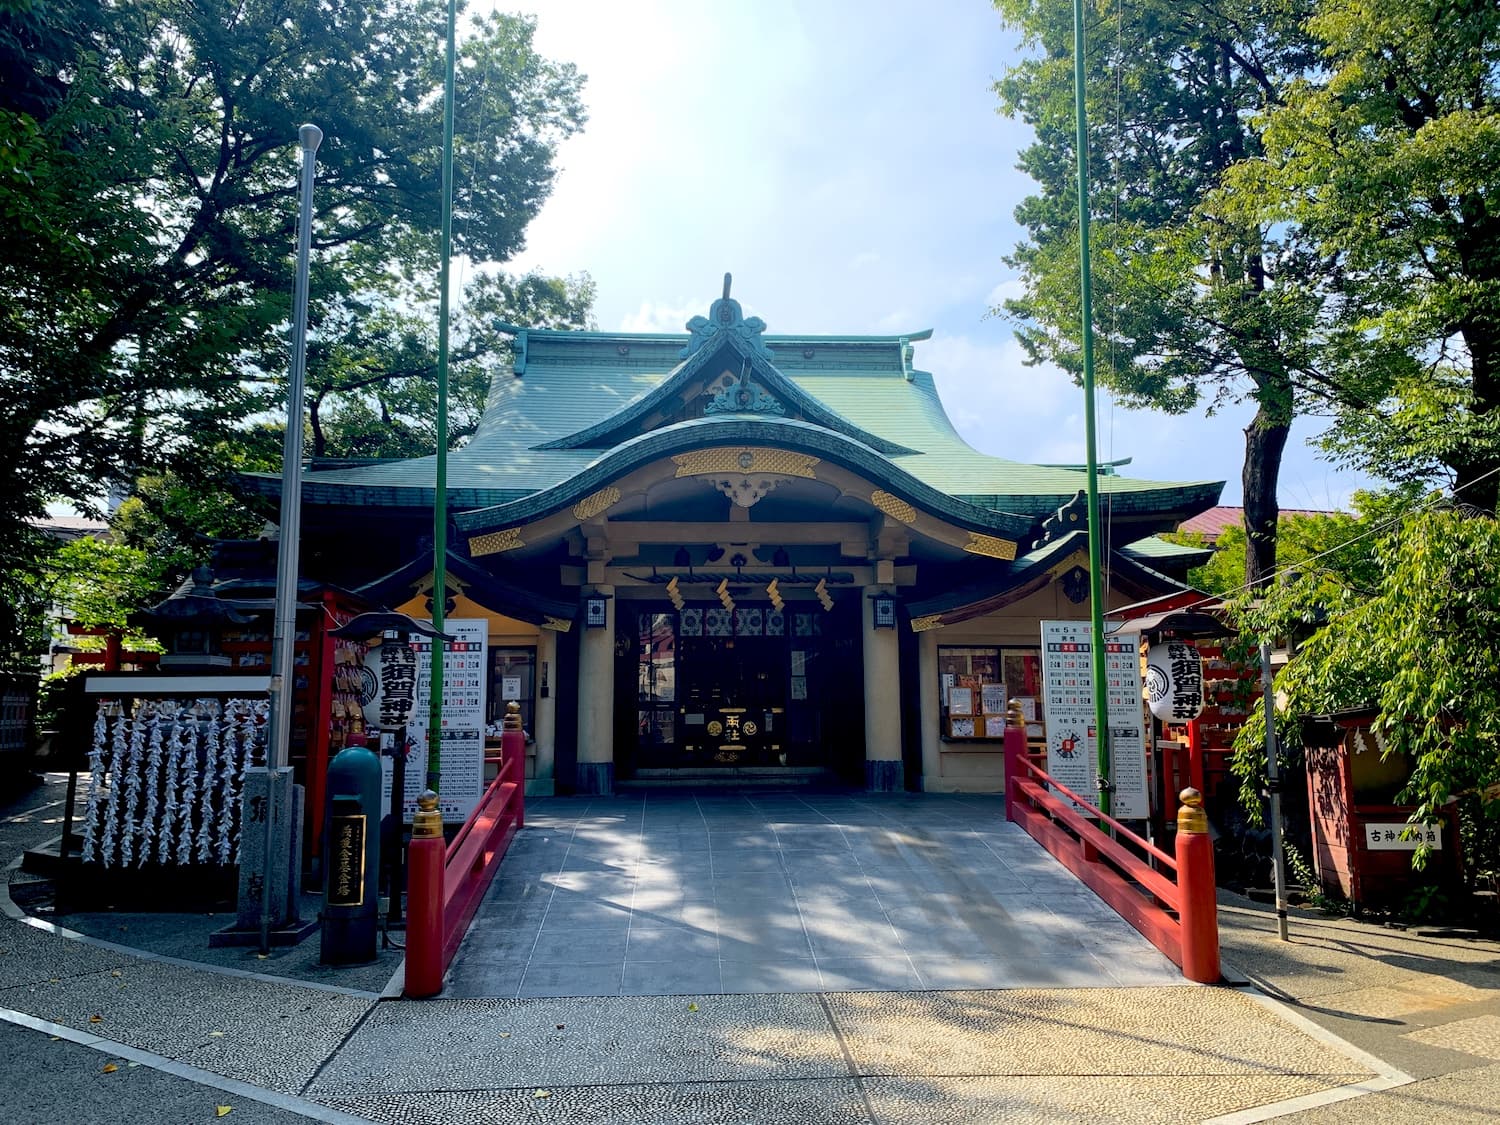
[[404, 790, 445, 998], [1003, 701, 1027, 822], [501, 700, 526, 828], [1175, 787, 1221, 983]]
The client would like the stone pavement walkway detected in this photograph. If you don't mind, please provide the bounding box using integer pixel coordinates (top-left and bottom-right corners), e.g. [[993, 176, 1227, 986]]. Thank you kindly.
[[3, 772, 1498, 1123], [447, 792, 1182, 998]]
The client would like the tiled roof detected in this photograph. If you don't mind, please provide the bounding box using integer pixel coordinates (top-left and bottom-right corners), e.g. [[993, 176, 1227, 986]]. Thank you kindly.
[[1178, 505, 1335, 544], [261, 301, 1223, 524]]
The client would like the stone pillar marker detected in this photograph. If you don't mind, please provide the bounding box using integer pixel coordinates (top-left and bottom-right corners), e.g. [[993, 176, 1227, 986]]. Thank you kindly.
[[862, 588, 903, 791], [213, 766, 309, 946], [576, 584, 615, 794]]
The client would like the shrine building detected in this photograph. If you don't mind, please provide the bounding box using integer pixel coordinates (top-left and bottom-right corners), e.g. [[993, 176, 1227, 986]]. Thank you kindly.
[[247, 281, 1221, 796]]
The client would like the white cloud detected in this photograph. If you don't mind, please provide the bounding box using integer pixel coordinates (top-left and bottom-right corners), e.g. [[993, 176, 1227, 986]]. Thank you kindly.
[[485, 0, 1378, 511], [618, 301, 701, 334]]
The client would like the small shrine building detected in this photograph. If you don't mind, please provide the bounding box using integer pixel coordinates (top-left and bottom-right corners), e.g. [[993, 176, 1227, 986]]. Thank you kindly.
[[248, 281, 1221, 796]]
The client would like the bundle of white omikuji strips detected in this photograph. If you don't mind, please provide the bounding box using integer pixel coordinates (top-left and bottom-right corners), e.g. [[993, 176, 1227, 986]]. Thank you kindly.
[[80, 698, 268, 868]]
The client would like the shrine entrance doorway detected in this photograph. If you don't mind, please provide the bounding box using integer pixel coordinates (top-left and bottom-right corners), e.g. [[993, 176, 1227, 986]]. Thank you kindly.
[[623, 604, 863, 781]]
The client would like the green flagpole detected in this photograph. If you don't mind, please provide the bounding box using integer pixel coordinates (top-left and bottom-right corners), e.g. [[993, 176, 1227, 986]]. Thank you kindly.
[[1073, 0, 1112, 817], [426, 0, 457, 796]]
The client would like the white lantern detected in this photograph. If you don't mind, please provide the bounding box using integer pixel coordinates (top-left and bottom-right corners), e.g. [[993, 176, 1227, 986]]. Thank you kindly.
[[1145, 642, 1205, 722]]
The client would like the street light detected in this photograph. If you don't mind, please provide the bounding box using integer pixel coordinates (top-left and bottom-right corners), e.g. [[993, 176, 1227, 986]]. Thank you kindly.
[[256, 122, 322, 953]]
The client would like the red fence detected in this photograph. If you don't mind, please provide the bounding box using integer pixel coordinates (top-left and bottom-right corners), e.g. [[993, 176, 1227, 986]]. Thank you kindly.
[[1003, 725, 1219, 983], [405, 724, 526, 997]]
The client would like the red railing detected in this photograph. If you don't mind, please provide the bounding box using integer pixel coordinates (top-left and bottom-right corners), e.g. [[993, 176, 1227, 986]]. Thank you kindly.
[[1003, 724, 1219, 983], [405, 722, 526, 997]]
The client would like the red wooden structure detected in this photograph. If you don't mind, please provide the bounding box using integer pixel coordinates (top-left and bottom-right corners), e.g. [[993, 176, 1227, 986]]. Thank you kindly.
[[1305, 711, 1464, 909], [1004, 724, 1220, 983], [405, 720, 526, 997]]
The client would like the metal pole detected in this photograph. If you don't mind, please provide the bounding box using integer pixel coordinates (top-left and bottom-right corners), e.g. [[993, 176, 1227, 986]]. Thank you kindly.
[[1072, 0, 1111, 817], [262, 122, 322, 952], [425, 0, 457, 797], [1261, 640, 1290, 940]]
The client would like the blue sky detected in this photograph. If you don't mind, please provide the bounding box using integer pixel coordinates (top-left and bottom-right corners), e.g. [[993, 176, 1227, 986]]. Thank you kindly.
[[492, 0, 1373, 510]]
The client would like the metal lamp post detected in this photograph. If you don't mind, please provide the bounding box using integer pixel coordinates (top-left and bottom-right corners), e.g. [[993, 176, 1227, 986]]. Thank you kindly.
[[254, 122, 323, 954]]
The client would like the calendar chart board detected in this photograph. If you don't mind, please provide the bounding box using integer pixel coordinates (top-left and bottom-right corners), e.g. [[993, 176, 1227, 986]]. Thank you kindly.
[[384, 618, 488, 822], [1040, 621, 1150, 819]]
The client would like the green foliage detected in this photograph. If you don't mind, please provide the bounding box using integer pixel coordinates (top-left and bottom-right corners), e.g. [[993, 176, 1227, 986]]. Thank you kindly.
[[1, 0, 586, 530], [1168, 494, 1401, 597], [43, 537, 163, 650], [307, 270, 595, 460], [1, 0, 593, 671], [1230, 505, 1500, 877], [990, 0, 1402, 584], [1228, 0, 1500, 510]]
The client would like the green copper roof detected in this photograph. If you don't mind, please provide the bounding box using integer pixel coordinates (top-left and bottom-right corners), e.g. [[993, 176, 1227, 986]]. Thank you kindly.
[[1119, 537, 1214, 567], [264, 288, 1222, 525]]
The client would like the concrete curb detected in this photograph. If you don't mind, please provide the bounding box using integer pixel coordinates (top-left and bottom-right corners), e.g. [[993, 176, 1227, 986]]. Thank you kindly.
[[1203, 969, 1416, 1123], [2, 856, 383, 1001], [0, 1006, 375, 1124]]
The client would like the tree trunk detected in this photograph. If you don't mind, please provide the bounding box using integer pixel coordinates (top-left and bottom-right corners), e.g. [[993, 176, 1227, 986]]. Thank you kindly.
[[1457, 319, 1498, 515], [1243, 406, 1291, 590], [309, 390, 326, 460]]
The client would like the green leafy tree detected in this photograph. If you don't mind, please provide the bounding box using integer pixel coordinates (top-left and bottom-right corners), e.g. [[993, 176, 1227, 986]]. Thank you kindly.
[[307, 271, 596, 460], [1169, 495, 1403, 597], [1231, 502, 1500, 879], [1229, 0, 1500, 513], [992, 0, 1409, 586], [1, 0, 585, 531]]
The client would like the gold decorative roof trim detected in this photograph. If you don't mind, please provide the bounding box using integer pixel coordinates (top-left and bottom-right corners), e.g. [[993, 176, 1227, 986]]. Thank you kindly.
[[910, 614, 945, 632], [470, 527, 525, 557], [963, 533, 1018, 561], [542, 616, 572, 633], [672, 447, 819, 480], [870, 490, 917, 525], [571, 486, 621, 521]]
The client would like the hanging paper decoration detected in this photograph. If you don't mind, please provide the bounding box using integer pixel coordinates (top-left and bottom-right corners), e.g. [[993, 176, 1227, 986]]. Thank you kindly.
[[1145, 642, 1206, 722], [195, 699, 221, 864], [117, 706, 139, 867], [81, 701, 109, 864], [137, 704, 164, 865], [175, 703, 199, 866], [158, 705, 184, 864], [74, 691, 279, 870], [99, 704, 128, 867], [213, 700, 238, 864]]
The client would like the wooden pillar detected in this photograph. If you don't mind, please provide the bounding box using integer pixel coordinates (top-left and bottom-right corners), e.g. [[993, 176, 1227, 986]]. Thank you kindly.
[[575, 585, 615, 794], [917, 630, 942, 790], [862, 589, 902, 791], [531, 628, 558, 796]]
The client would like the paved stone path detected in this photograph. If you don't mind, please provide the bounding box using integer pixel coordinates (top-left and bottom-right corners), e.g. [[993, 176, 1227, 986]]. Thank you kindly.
[[309, 986, 1370, 1124], [7, 772, 1500, 1123], [446, 792, 1182, 998]]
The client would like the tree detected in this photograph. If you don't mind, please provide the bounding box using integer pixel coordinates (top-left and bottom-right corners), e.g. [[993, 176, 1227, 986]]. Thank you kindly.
[[1, 0, 585, 531], [306, 271, 596, 460], [1230, 502, 1500, 879], [1167, 494, 1407, 597], [991, 0, 1407, 585], [1230, 0, 1500, 513]]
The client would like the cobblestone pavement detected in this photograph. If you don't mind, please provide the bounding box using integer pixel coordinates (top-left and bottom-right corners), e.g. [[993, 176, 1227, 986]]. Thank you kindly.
[[1217, 893, 1500, 1122], [7, 771, 1487, 1123]]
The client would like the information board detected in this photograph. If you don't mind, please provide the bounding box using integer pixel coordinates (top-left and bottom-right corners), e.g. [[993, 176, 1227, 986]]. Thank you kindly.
[[382, 618, 487, 822], [1040, 621, 1150, 819]]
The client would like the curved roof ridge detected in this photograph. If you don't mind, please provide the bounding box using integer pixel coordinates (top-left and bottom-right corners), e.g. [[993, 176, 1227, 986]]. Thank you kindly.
[[531, 333, 919, 457]]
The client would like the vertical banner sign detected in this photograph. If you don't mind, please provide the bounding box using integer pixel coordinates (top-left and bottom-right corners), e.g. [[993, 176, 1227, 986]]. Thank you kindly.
[[383, 618, 487, 822], [1040, 621, 1150, 818]]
